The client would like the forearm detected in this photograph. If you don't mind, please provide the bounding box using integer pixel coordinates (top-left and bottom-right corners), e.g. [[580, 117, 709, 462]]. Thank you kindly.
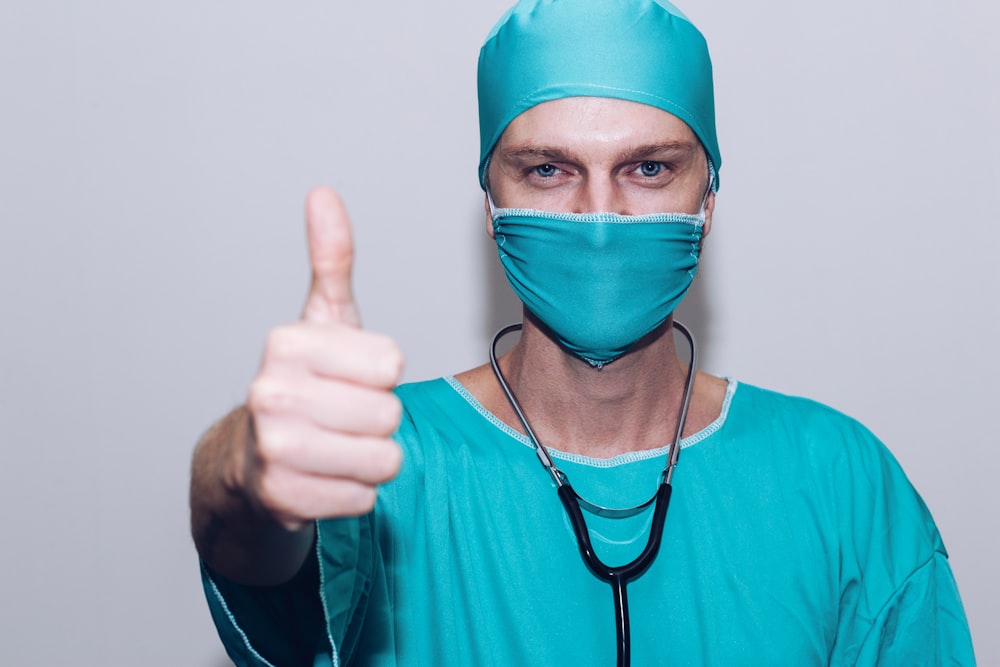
[[190, 406, 315, 586]]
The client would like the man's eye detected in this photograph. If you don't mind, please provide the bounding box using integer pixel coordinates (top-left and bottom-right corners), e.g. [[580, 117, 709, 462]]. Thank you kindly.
[[637, 161, 664, 177], [533, 163, 559, 177]]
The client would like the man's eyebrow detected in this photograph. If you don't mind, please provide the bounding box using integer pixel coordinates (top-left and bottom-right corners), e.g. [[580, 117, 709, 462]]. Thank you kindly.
[[614, 141, 698, 163], [497, 146, 576, 163], [497, 141, 699, 164]]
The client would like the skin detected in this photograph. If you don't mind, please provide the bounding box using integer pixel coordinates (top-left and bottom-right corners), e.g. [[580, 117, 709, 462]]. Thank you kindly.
[[189, 96, 726, 587]]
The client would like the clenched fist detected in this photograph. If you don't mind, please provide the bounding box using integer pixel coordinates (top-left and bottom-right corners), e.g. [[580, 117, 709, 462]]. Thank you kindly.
[[244, 187, 405, 529], [190, 188, 406, 585]]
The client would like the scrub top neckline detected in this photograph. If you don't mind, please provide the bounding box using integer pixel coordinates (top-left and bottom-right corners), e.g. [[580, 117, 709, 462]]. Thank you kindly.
[[442, 375, 738, 468]]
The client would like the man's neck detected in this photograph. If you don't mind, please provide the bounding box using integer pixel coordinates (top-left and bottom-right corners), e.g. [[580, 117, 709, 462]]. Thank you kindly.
[[486, 316, 698, 458]]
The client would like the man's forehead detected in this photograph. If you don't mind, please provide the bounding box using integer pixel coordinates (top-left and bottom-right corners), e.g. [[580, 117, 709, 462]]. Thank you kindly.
[[497, 97, 700, 154]]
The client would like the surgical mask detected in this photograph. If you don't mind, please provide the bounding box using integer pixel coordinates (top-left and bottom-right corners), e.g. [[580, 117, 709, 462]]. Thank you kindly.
[[490, 194, 707, 367]]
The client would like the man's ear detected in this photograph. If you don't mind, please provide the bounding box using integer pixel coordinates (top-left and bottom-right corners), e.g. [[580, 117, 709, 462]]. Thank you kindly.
[[702, 190, 716, 239], [484, 194, 495, 239]]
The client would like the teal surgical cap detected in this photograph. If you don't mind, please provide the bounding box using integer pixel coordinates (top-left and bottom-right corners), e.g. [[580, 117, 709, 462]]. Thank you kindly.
[[477, 0, 721, 191]]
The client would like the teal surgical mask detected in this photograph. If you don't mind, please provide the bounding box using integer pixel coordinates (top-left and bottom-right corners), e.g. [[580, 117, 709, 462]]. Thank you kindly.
[[490, 193, 708, 367]]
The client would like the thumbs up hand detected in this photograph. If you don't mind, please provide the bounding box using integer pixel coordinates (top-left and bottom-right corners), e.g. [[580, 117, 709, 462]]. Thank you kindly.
[[244, 187, 404, 530]]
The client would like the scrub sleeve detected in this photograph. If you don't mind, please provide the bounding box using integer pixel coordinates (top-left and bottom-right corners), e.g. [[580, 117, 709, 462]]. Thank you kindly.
[[202, 514, 382, 667]]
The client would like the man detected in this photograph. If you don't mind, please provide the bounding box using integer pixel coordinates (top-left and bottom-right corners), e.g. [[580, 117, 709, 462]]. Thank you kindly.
[[191, 0, 975, 664]]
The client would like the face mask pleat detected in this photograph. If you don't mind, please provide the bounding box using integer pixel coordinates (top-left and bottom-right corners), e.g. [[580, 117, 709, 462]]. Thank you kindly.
[[492, 208, 703, 365]]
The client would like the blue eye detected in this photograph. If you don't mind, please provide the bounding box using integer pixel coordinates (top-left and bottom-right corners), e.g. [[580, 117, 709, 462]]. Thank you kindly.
[[533, 164, 558, 177], [638, 161, 663, 177]]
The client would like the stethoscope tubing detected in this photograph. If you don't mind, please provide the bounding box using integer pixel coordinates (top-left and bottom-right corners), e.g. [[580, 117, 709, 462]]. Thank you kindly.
[[559, 482, 674, 667], [490, 320, 697, 667]]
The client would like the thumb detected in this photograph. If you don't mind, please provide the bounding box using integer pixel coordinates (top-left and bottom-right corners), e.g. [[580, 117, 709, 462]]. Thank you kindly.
[[302, 187, 361, 326]]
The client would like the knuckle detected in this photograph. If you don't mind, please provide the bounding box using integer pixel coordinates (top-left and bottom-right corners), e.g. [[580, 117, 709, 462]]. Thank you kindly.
[[369, 441, 403, 482], [379, 339, 405, 383], [248, 377, 295, 415], [256, 468, 320, 524], [340, 484, 378, 515], [254, 424, 293, 463], [373, 394, 403, 436], [246, 378, 267, 412], [263, 325, 300, 364], [253, 469, 289, 516]]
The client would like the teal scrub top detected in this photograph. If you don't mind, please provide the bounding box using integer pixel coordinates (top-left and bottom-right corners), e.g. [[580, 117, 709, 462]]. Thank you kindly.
[[202, 378, 975, 666]]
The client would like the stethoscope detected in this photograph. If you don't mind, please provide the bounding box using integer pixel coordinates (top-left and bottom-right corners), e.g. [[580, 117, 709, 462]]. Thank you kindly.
[[489, 321, 697, 667]]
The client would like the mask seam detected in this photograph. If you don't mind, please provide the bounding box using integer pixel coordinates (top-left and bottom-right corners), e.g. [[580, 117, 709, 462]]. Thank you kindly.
[[492, 209, 705, 226]]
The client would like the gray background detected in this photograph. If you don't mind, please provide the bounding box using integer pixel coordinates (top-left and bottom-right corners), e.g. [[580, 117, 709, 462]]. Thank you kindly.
[[1, 0, 996, 664]]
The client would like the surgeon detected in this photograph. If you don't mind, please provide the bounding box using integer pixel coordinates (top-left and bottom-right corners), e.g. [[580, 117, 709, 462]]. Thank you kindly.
[[190, 1, 976, 665]]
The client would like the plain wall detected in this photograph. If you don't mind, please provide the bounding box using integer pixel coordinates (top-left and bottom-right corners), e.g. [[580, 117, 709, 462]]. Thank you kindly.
[[1, 1, 996, 664]]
